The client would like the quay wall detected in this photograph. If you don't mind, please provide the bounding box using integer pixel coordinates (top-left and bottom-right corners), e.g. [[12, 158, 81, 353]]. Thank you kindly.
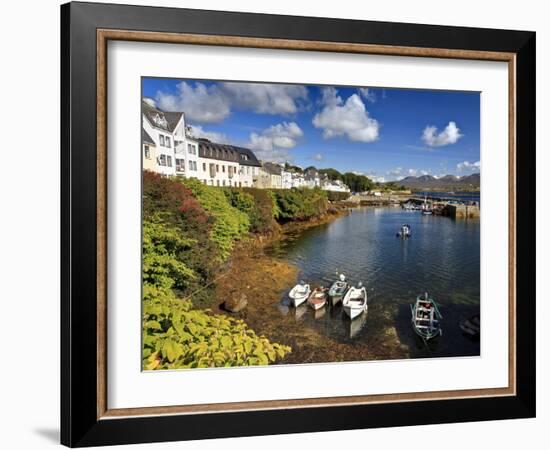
[[446, 204, 480, 219]]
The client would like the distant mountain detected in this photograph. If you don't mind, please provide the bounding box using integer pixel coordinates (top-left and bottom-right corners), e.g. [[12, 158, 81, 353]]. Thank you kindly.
[[393, 173, 480, 191]]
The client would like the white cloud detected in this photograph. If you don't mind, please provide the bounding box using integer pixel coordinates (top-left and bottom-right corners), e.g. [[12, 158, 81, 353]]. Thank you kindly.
[[155, 81, 308, 124], [143, 97, 157, 108], [358, 88, 376, 103], [408, 168, 430, 176], [248, 122, 303, 162], [313, 87, 380, 142], [187, 125, 228, 144], [387, 167, 403, 178], [221, 82, 308, 115], [156, 82, 230, 124], [457, 160, 481, 172], [311, 153, 324, 161], [421, 121, 463, 147]]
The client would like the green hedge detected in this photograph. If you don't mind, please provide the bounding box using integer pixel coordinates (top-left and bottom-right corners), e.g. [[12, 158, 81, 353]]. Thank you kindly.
[[180, 178, 250, 260], [270, 188, 329, 222], [326, 191, 351, 202]]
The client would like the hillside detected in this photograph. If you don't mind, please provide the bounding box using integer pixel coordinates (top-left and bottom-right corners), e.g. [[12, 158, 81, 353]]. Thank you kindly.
[[394, 173, 480, 191]]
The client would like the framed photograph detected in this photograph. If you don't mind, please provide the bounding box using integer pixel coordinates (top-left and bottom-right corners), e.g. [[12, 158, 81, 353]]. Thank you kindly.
[[61, 1, 535, 447]]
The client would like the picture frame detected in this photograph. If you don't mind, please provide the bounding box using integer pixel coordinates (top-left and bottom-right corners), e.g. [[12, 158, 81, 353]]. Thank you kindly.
[[61, 1, 536, 447]]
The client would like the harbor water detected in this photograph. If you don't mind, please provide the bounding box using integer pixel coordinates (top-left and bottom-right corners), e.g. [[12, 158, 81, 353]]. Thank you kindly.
[[267, 207, 480, 361]]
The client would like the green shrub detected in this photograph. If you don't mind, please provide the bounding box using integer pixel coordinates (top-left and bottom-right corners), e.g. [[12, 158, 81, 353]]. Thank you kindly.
[[326, 191, 351, 202], [272, 188, 329, 222], [142, 215, 196, 302], [143, 171, 220, 306], [180, 178, 250, 259], [143, 296, 291, 370], [226, 188, 279, 234]]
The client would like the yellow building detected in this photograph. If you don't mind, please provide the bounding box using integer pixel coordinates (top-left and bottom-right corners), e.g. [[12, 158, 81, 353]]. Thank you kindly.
[[142, 129, 158, 172]]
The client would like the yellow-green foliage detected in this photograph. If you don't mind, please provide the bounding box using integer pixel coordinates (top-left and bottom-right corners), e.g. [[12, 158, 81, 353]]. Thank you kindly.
[[180, 178, 250, 259], [143, 296, 291, 370], [271, 188, 329, 222], [142, 215, 196, 302]]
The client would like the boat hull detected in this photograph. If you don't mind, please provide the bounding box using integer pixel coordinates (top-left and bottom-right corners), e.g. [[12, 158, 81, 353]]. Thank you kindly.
[[343, 305, 366, 319], [291, 295, 308, 307], [342, 287, 368, 320]]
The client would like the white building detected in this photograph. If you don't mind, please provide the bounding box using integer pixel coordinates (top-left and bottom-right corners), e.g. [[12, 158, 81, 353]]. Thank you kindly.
[[237, 148, 261, 187], [322, 179, 351, 193], [196, 140, 254, 187], [142, 100, 186, 177]]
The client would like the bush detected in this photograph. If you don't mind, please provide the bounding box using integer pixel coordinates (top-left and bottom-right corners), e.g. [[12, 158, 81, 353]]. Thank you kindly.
[[326, 191, 351, 202], [180, 178, 250, 260], [226, 188, 279, 234], [271, 188, 329, 222], [142, 215, 196, 302], [143, 171, 220, 306], [143, 296, 291, 370]]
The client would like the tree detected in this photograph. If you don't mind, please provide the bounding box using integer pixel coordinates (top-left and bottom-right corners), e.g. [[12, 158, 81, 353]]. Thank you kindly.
[[318, 168, 343, 181]]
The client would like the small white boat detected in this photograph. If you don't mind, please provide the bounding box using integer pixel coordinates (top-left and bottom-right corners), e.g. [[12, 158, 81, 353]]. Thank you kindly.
[[342, 283, 368, 319], [307, 287, 328, 310], [396, 224, 412, 238], [289, 282, 311, 307]]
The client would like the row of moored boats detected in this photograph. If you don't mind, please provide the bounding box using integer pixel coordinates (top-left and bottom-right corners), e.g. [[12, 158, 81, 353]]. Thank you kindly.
[[289, 276, 444, 341], [289, 275, 368, 320]]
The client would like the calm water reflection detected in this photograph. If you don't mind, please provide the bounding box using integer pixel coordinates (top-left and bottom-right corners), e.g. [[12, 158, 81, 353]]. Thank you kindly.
[[268, 207, 480, 359]]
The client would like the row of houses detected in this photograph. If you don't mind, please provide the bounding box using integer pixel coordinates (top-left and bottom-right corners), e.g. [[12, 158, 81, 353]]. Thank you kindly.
[[141, 99, 350, 193]]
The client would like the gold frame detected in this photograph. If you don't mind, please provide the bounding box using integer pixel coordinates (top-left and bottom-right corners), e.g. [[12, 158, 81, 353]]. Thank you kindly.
[[96, 29, 516, 420]]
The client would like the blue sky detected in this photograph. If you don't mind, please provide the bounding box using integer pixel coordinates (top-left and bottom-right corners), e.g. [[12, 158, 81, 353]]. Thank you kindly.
[[142, 78, 480, 182]]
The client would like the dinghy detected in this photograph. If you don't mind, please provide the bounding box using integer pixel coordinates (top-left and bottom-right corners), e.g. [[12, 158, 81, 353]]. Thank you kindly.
[[342, 283, 368, 319], [460, 315, 480, 339], [396, 224, 412, 238], [410, 292, 443, 341], [328, 274, 349, 306], [307, 287, 328, 310], [288, 282, 311, 307]]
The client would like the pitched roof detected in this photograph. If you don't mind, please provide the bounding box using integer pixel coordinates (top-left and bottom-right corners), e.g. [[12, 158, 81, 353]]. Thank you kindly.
[[235, 147, 261, 167], [197, 139, 261, 166], [142, 129, 155, 145], [142, 100, 183, 133]]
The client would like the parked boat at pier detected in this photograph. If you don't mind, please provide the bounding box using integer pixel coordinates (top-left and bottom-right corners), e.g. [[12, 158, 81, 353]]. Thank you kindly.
[[289, 282, 311, 307], [410, 292, 442, 341], [328, 274, 349, 306], [307, 287, 329, 310], [343, 283, 368, 319]]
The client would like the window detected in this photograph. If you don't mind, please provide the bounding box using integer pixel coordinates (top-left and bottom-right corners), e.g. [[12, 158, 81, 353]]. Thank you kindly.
[[176, 158, 184, 171], [159, 154, 167, 166], [188, 144, 196, 155], [188, 160, 193, 171], [144, 145, 151, 159], [228, 180, 232, 186], [159, 135, 165, 147], [167, 155, 172, 167], [165, 137, 171, 148], [222, 165, 225, 173], [216, 180, 220, 186], [247, 167, 250, 175], [203, 163, 206, 171], [216, 164, 219, 173], [222, 180, 226, 186]]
